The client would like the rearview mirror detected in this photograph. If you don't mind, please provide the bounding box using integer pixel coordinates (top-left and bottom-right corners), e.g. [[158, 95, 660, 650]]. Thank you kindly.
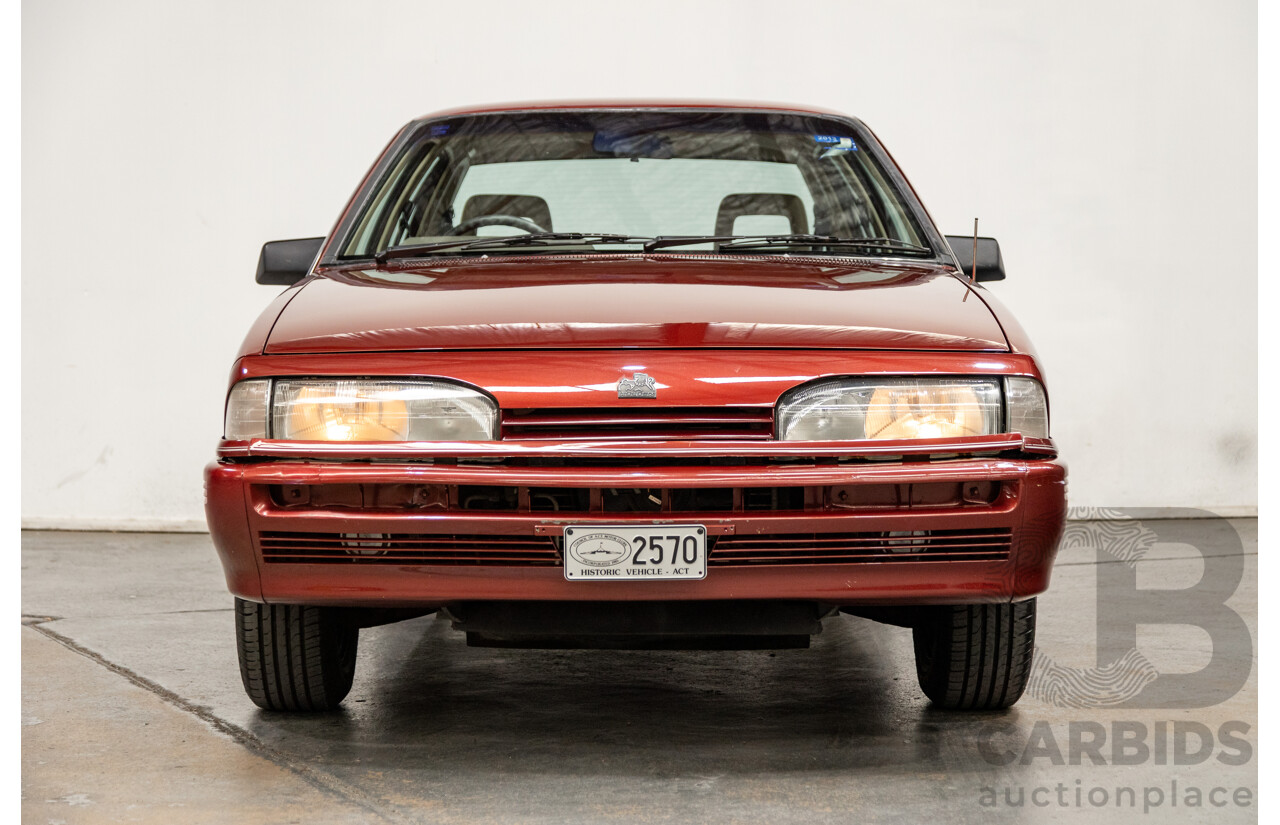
[[592, 128, 675, 159], [944, 235, 1005, 282], [256, 237, 324, 285]]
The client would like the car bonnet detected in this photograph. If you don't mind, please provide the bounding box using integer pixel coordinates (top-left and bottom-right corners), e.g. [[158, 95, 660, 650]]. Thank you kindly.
[[262, 256, 1009, 354]]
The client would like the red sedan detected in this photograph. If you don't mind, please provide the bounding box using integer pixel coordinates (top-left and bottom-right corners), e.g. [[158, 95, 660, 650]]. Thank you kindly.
[[207, 101, 1066, 712]]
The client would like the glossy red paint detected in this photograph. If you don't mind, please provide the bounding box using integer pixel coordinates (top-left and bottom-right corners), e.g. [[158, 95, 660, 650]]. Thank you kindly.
[[266, 258, 1006, 354], [211, 453, 1046, 488], [225, 349, 1044, 413], [211, 289, 1063, 609], [220, 434, 1040, 462], [209, 103, 1067, 637], [205, 459, 1066, 607], [416, 99, 849, 121]]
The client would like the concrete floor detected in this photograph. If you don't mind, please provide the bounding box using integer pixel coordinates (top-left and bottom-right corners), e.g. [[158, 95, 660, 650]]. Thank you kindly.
[[22, 520, 1256, 824]]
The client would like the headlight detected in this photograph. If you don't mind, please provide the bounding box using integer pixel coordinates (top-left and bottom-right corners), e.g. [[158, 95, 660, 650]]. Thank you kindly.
[[777, 377, 1003, 441], [223, 378, 497, 441]]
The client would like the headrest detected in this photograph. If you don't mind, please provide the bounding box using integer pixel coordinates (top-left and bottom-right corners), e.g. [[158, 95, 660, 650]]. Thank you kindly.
[[460, 194, 553, 232], [714, 193, 808, 236]]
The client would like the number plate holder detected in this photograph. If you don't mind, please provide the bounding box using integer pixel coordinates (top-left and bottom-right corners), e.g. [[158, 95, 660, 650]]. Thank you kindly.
[[563, 524, 707, 581]]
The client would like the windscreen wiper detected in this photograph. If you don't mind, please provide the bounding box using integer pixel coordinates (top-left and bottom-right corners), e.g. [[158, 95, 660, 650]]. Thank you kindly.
[[641, 235, 744, 252], [721, 235, 932, 254], [376, 233, 652, 262], [642, 234, 932, 255]]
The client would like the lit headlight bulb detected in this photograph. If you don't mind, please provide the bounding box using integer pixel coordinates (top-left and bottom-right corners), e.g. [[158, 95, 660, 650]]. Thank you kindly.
[[865, 385, 986, 439], [285, 383, 410, 441]]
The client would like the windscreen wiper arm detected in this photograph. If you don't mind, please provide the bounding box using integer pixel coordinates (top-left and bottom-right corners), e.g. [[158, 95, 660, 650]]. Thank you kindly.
[[721, 235, 932, 254], [642, 235, 747, 252], [377, 233, 652, 262], [642, 234, 932, 255]]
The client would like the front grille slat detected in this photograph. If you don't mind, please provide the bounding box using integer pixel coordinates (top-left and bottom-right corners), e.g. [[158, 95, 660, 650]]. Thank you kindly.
[[502, 407, 773, 441], [510, 411, 770, 427]]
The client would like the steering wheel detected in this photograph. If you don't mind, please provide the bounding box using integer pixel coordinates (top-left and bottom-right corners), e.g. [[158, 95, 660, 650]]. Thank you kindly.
[[447, 214, 548, 236]]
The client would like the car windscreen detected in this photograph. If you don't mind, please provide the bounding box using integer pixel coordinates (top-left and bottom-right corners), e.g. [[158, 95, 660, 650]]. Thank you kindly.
[[338, 110, 930, 258]]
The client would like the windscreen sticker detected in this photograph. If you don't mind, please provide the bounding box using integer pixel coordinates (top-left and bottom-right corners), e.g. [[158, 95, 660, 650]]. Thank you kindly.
[[429, 124, 451, 137], [814, 135, 857, 151]]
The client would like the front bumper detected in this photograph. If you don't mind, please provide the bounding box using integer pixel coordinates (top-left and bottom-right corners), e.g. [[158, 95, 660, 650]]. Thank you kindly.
[[206, 435, 1066, 608]]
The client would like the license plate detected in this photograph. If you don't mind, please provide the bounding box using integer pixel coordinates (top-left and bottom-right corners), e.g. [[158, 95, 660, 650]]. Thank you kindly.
[[563, 524, 707, 581]]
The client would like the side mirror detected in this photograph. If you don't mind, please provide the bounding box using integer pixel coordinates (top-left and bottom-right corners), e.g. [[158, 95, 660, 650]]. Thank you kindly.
[[255, 237, 325, 285], [944, 235, 1005, 282]]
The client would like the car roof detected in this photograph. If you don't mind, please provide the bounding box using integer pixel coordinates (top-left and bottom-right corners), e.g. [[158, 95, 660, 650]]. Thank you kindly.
[[415, 99, 852, 122]]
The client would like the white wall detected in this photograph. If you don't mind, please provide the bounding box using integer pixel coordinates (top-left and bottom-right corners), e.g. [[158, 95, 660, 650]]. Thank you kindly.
[[21, 0, 1257, 529]]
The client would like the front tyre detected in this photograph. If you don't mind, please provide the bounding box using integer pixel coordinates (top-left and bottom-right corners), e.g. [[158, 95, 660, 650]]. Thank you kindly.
[[912, 599, 1035, 710], [235, 598, 358, 711]]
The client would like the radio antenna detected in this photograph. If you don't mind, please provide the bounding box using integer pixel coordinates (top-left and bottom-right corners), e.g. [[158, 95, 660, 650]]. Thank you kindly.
[[962, 217, 978, 302]]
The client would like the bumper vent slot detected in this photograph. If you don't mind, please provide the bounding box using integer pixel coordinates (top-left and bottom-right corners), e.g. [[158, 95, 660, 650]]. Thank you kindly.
[[259, 531, 559, 565], [259, 528, 1012, 567], [709, 528, 1013, 565], [501, 407, 773, 441]]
